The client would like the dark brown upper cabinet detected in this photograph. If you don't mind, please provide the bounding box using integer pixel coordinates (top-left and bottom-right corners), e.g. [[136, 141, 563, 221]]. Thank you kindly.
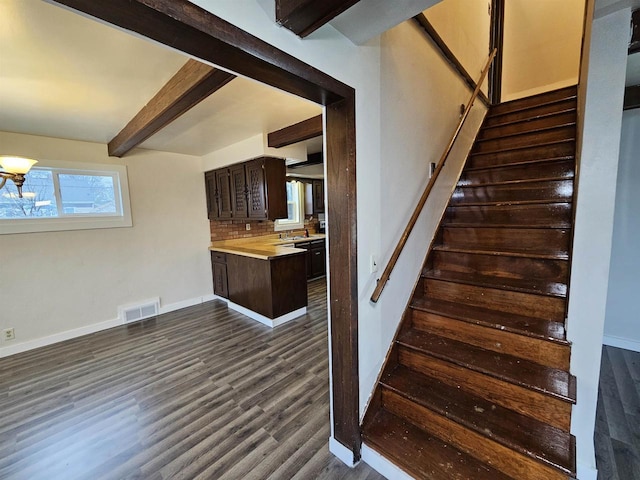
[[205, 156, 287, 221], [312, 179, 325, 214]]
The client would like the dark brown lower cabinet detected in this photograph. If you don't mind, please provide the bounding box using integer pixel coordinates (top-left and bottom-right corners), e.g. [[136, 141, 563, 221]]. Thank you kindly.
[[295, 239, 326, 279], [226, 252, 307, 319], [211, 252, 229, 298]]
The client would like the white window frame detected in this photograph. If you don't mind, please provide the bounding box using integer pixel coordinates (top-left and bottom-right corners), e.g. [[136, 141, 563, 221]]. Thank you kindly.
[[274, 180, 305, 231], [0, 159, 132, 235]]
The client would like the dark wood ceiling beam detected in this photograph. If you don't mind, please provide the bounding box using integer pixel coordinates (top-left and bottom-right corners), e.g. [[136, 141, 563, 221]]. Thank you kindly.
[[268, 114, 323, 148], [276, 0, 361, 38], [108, 59, 235, 157]]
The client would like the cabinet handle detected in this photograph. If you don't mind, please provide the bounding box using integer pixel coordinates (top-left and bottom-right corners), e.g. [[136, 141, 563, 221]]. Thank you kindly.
[[315, 252, 321, 255]]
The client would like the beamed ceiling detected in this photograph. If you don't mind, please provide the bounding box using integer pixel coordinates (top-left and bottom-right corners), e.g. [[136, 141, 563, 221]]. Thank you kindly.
[[0, 0, 322, 157]]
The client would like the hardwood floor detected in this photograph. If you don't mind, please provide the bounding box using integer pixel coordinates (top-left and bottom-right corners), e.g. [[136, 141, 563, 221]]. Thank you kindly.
[[596, 345, 640, 480], [0, 279, 384, 480]]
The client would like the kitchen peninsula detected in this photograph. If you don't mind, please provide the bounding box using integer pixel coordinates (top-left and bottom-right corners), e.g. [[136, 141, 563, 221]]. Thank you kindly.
[[209, 234, 326, 327]]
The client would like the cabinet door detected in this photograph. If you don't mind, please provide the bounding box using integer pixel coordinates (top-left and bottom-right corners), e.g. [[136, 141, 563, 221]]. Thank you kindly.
[[204, 171, 218, 219], [313, 180, 325, 214], [310, 242, 326, 278], [213, 262, 228, 298], [215, 169, 233, 219], [230, 165, 248, 218], [246, 159, 267, 219]]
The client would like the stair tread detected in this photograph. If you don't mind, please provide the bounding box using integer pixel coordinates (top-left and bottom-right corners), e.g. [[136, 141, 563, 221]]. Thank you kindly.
[[471, 138, 575, 157], [476, 121, 577, 143], [487, 87, 577, 117], [448, 198, 573, 207], [442, 221, 571, 230], [381, 365, 576, 475], [409, 297, 567, 342], [362, 409, 514, 480], [484, 106, 577, 129], [432, 244, 569, 260], [464, 156, 575, 172], [422, 268, 567, 297], [397, 329, 576, 403], [457, 176, 573, 188]]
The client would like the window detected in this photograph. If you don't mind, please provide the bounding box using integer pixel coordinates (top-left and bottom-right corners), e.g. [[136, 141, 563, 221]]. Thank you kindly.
[[0, 160, 132, 235], [274, 180, 305, 231]]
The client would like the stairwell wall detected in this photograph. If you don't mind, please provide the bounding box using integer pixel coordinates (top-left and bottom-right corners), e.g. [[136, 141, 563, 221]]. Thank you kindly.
[[603, 109, 640, 352], [568, 6, 630, 480], [372, 20, 487, 410]]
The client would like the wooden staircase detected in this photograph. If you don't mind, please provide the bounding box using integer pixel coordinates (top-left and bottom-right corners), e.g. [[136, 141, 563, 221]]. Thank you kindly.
[[362, 86, 578, 480]]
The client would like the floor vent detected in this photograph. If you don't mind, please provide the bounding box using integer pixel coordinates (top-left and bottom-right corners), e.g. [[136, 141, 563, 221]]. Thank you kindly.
[[119, 297, 160, 324]]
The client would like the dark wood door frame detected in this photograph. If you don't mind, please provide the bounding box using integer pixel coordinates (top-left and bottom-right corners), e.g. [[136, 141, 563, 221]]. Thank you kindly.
[[489, 0, 505, 105], [48, 0, 361, 460]]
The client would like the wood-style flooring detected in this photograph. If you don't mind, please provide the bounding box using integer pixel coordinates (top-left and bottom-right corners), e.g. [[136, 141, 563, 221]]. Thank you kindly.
[[0, 279, 384, 480], [596, 345, 640, 480]]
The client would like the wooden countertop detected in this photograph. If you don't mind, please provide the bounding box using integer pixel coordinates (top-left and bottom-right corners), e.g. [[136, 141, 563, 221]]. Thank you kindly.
[[209, 234, 325, 261]]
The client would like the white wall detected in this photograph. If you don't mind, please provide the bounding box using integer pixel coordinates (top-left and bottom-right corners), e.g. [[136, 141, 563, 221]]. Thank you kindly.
[[604, 109, 640, 352], [566, 7, 630, 480], [424, 0, 491, 90], [201, 133, 309, 172], [372, 20, 487, 409], [0, 131, 213, 356], [502, 0, 585, 101]]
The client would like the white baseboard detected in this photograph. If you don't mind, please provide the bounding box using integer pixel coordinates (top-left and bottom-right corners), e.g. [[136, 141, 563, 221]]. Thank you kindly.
[[329, 436, 357, 467], [225, 300, 306, 328], [0, 294, 220, 358], [577, 462, 598, 480], [361, 444, 413, 480], [603, 334, 640, 353]]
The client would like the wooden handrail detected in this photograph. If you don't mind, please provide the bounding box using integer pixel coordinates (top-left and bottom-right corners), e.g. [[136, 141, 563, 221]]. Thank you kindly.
[[370, 49, 497, 303]]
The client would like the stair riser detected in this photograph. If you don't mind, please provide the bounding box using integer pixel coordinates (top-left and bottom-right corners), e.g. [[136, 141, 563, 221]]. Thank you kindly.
[[422, 278, 566, 321], [382, 389, 571, 480], [479, 110, 577, 141], [484, 99, 577, 128], [445, 203, 572, 227], [451, 180, 573, 205], [489, 87, 577, 116], [410, 309, 570, 370], [473, 126, 576, 154], [469, 142, 575, 169], [440, 227, 571, 257], [398, 347, 572, 431], [460, 159, 575, 185], [429, 250, 569, 284]]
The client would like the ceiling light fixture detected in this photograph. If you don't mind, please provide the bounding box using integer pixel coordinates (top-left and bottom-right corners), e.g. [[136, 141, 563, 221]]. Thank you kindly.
[[0, 156, 38, 198]]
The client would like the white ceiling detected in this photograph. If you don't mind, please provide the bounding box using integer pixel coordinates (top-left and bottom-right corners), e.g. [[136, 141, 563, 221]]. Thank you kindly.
[[0, 0, 322, 157]]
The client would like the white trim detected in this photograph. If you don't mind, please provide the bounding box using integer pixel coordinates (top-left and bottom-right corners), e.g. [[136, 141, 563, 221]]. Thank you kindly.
[[0, 294, 219, 358], [329, 436, 357, 467], [577, 462, 598, 480], [603, 334, 640, 353], [223, 299, 306, 327], [362, 444, 414, 480]]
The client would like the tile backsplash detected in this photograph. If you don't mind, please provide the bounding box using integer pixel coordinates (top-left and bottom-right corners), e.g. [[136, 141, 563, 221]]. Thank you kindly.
[[210, 217, 319, 242]]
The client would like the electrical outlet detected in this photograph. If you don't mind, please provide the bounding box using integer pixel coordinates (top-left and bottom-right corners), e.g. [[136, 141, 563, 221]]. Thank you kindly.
[[3, 328, 15, 341], [245, 223, 251, 231]]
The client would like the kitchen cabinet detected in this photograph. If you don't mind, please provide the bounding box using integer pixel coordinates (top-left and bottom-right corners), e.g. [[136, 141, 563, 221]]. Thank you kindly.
[[216, 169, 233, 219], [312, 180, 325, 214], [309, 239, 326, 278], [211, 252, 229, 298], [225, 251, 307, 319], [204, 157, 287, 221], [295, 238, 326, 279]]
